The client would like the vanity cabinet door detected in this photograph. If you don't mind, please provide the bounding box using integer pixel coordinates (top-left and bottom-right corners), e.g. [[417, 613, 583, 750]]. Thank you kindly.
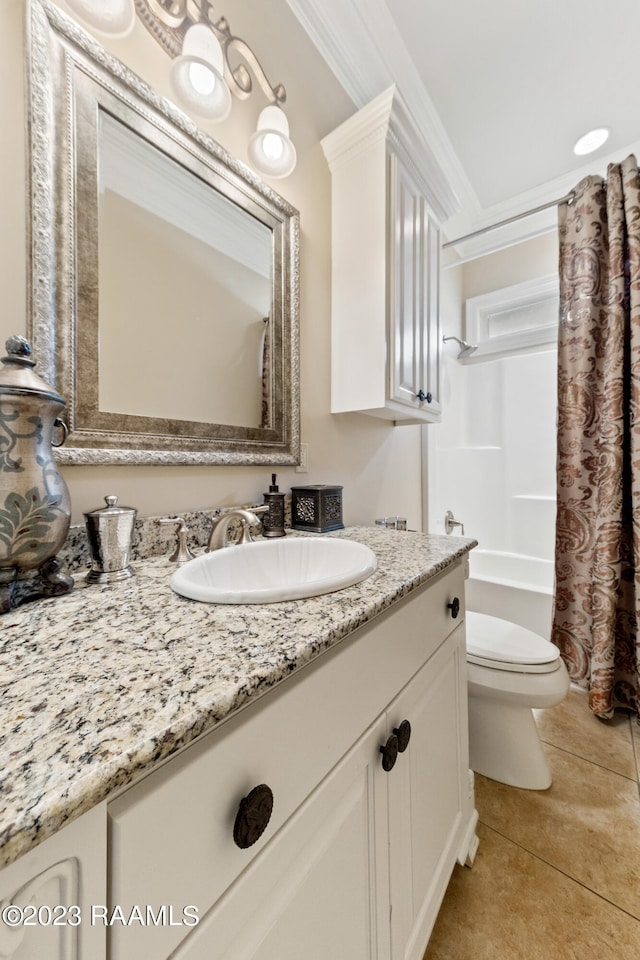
[[168, 715, 390, 960], [385, 624, 471, 960], [0, 803, 106, 960]]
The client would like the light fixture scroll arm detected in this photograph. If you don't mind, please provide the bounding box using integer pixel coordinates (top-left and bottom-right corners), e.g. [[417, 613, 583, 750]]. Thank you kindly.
[[212, 17, 287, 106]]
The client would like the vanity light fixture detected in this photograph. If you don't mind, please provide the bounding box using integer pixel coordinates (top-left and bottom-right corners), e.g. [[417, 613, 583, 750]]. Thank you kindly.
[[169, 21, 231, 121], [573, 127, 610, 156], [61, 0, 297, 177], [248, 105, 297, 179], [61, 0, 136, 37]]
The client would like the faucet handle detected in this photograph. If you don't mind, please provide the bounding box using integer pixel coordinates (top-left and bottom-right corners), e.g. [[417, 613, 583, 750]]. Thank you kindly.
[[158, 517, 196, 563], [240, 505, 269, 543], [207, 506, 270, 551]]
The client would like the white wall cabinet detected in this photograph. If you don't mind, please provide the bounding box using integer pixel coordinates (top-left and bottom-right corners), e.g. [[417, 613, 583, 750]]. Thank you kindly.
[[321, 86, 458, 425], [0, 563, 477, 960]]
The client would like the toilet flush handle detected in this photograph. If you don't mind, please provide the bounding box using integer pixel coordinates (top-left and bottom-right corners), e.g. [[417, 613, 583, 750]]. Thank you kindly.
[[447, 597, 461, 619]]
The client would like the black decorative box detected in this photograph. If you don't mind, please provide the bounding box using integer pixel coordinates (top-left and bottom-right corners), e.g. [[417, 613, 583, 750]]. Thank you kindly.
[[291, 485, 344, 533]]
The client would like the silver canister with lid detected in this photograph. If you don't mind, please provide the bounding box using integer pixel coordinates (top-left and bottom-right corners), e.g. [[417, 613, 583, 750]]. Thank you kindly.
[[84, 495, 137, 582], [0, 335, 73, 612]]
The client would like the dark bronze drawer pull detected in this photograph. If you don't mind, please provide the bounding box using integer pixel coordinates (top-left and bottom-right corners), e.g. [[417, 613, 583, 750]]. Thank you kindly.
[[447, 596, 461, 619], [380, 733, 399, 772], [393, 719, 412, 753], [233, 784, 274, 848]]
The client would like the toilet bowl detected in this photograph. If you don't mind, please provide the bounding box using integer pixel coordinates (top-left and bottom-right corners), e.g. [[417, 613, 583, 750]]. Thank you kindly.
[[466, 611, 569, 790]]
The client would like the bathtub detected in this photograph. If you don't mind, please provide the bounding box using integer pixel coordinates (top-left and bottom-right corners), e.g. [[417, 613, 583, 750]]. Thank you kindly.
[[465, 549, 554, 639]]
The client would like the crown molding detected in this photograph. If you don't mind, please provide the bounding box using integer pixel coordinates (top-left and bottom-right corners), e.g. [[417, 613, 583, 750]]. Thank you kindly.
[[288, 0, 640, 261], [288, 0, 640, 262], [321, 85, 458, 223], [287, 0, 465, 223]]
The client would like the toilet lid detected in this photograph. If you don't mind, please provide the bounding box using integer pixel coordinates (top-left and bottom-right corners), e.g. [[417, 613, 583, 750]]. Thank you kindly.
[[466, 611, 560, 666]]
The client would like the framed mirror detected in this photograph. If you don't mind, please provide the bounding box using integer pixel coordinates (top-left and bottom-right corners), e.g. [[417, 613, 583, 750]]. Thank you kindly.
[[25, 0, 300, 465]]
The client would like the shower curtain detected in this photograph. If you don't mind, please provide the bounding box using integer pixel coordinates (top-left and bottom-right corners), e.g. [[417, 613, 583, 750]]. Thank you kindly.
[[552, 154, 640, 721]]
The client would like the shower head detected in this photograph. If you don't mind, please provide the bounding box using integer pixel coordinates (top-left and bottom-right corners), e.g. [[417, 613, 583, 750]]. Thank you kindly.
[[442, 335, 478, 360]]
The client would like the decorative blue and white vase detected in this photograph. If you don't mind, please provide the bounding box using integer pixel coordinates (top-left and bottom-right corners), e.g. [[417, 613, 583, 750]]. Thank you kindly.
[[0, 335, 73, 612]]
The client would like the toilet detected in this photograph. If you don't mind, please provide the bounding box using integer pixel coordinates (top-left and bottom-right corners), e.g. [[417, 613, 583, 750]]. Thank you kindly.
[[466, 611, 569, 790]]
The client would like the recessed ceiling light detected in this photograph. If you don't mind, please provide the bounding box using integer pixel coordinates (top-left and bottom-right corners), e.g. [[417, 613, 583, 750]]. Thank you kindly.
[[573, 128, 610, 156]]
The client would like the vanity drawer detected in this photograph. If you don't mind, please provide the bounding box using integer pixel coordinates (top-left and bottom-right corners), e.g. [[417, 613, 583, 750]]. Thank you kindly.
[[108, 561, 465, 960], [419, 554, 466, 645]]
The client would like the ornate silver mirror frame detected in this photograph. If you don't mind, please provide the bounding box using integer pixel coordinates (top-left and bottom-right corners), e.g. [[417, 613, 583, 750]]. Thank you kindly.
[[25, 0, 300, 465]]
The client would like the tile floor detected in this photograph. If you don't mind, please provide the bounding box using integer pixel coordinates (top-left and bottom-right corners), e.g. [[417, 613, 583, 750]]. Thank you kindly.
[[423, 687, 640, 959]]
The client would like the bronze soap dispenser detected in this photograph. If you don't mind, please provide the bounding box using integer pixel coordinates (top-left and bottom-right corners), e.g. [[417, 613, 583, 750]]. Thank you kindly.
[[262, 474, 286, 537], [0, 335, 73, 612]]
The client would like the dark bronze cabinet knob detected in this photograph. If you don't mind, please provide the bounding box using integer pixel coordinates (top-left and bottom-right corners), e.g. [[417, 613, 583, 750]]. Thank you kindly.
[[380, 733, 399, 772], [233, 784, 274, 849], [393, 719, 412, 753], [447, 596, 461, 619], [416, 390, 433, 403]]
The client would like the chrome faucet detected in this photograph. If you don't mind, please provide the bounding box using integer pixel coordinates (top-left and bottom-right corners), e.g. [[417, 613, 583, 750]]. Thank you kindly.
[[207, 507, 269, 552]]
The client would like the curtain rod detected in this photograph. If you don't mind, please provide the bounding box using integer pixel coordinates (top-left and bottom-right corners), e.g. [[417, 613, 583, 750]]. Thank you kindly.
[[442, 190, 576, 249]]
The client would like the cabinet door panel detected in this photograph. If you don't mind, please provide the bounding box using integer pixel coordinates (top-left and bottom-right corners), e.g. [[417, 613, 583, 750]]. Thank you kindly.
[[424, 210, 441, 416], [0, 804, 106, 960], [387, 626, 468, 960], [391, 156, 424, 410], [171, 717, 390, 960], [389, 155, 441, 420]]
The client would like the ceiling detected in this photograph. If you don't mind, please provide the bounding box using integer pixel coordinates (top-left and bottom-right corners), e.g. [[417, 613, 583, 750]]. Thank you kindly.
[[287, 0, 640, 257]]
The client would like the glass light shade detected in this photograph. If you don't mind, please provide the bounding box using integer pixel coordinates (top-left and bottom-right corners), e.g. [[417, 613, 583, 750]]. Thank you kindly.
[[170, 24, 231, 122], [62, 0, 135, 38], [573, 127, 610, 156], [248, 106, 297, 179]]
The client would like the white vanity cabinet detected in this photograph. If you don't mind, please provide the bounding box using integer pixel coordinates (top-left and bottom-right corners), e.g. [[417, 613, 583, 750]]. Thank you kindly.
[[107, 561, 477, 960], [386, 624, 473, 959], [0, 802, 106, 960], [321, 86, 458, 425], [167, 713, 391, 960]]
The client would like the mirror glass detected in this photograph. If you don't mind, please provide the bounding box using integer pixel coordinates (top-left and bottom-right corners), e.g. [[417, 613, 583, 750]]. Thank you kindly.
[[98, 112, 273, 428], [26, 0, 300, 465]]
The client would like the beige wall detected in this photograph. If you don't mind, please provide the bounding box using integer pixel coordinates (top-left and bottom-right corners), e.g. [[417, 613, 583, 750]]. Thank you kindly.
[[462, 231, 558, 301], [2, 0, 424, 527]]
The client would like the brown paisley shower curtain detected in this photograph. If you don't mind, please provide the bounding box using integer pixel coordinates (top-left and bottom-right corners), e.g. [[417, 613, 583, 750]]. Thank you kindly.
[[552, 154, 640, 721]]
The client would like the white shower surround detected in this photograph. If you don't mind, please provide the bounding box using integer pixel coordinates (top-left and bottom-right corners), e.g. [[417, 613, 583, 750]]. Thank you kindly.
[[431, 247, 560, 640], [466, 548, 554, 639]]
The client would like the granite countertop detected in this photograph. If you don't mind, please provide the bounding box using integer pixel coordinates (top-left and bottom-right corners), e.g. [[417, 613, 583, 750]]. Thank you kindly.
[[0, 526, 475, 871]]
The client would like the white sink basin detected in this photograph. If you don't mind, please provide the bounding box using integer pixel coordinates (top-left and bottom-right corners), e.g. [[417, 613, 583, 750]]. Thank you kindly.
[[169, 537, 377, 604]]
